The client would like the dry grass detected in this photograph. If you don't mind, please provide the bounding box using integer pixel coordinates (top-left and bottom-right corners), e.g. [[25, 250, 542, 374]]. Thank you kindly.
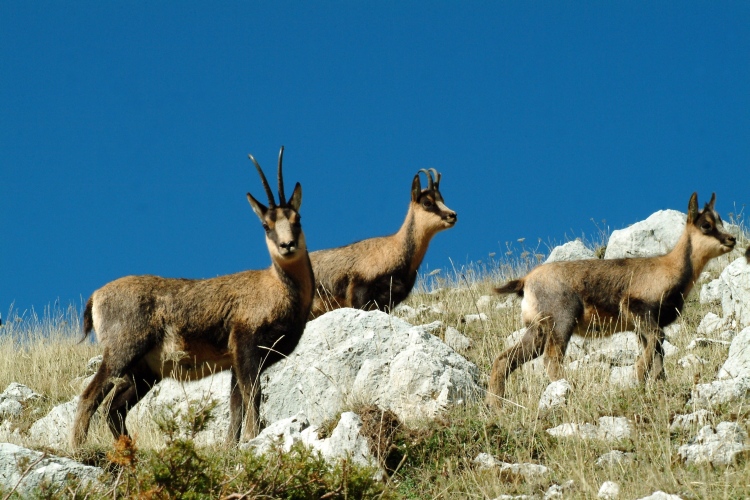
[[2, 239, 750, 498]]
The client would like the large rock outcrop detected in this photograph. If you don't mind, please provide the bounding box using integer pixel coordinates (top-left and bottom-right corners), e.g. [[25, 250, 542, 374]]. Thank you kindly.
[[261, 308, 480, 426], [604, 210, 685, 259]]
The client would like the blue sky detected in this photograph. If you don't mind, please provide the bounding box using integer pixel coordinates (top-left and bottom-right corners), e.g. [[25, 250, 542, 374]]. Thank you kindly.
[[2, 3, 748, 316]]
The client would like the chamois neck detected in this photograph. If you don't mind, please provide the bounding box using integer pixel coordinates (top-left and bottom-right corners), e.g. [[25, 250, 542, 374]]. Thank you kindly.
[[662, 227, 709, 295], [394, 204, 438, 275], [270, 252, 315, 308]]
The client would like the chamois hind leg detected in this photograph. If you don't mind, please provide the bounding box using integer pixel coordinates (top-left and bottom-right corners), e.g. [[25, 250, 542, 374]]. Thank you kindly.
[[70, 353, 118, 448], [543, 315, 578, 382], [486, 322, 548, 408], [105, 360, 160, 440]]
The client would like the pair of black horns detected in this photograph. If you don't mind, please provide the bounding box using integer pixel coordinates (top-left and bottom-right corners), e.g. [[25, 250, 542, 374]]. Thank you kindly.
[[418, 168, 441, 189], [248, 146, 286, 207]]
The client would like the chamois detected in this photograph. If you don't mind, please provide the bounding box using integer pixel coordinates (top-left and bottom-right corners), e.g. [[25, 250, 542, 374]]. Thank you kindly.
[[309, 168, 456, 317], [486, 193, 736, 407], [70, 147, 314, 448], [746, 245, 750, 263]]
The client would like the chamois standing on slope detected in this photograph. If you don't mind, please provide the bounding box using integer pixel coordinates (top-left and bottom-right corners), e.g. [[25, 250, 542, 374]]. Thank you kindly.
[[486, 193, 736, 407], [309, 168, 456, 317], [70, 147, 314, 448]]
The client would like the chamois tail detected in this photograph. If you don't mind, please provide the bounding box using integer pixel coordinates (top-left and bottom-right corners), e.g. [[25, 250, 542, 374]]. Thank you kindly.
[[80, 297, 94, 344], [494, 279, 525, 297]]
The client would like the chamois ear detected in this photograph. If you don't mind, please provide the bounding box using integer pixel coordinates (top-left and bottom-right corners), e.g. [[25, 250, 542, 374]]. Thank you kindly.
[[411, 174, 421, 202], [687, 192, 699, 222], [706, 192, 716, 211], [288, 182, 302, 211], [246, 192, 267, 222]]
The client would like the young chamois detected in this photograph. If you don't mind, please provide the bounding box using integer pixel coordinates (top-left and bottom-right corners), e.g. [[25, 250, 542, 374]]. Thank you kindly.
[[309, 168, 456, 317], [70, 147, 314, 448], [486, 193, 736, 407]]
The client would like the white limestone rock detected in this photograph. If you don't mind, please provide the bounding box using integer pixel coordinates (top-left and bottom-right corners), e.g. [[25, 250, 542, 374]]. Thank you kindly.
[[637, 492, 682, 500], [670, 409, 713, 432], [538, 379, 571, 411], [241, 412, 317, 456], [662, 340, 678, 357], [473, 453, 549, 480], [86, 355, 103, 374], [463, 313, 488, 324], [475, 295, 493, 310], [28, 398, 79, 448], [544, 480, 575, 499], [689, 377, 750, 407], [0, 399, 22, 419], [444, 326, 472, 352], [677, 354, 707, 369], [126, 371, 231, 446], [546, 423, 599, 440], [547, 417, 632, 442], [718, 256, 750, 328], [0, 443, 102, 496], [700, 279, 722, 304], [677, 422, 750, 466], [595, 450, 636, 467], [604, 210, 685, 260], [0, 383, 41, 404], [697, 312, 725, 335], [717, 327, 750, 379], [545, 240, 595, 263], [663, 323, 682, 339], [610, 365, 638, 388], [598, 481, 621, 499], [261, 308, 480, 427], [686, 337, 730, 350]]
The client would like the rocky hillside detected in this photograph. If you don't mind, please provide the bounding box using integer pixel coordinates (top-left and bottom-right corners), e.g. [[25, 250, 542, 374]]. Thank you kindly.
[[1, 209, 749, 499]]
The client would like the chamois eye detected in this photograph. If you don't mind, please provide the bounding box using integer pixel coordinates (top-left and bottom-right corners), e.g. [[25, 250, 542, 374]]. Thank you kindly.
[[422, 199, 433, 209], [262, 223, 270, 232], [701, 222, 712, 231]]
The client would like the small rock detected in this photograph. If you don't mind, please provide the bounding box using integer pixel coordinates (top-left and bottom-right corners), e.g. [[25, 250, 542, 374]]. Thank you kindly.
[[604, 210, 685, 259], [717, 326, 750, 379], [663, 323, 682, 339], [610, 365, 638, 388], [0, 443, 103, 496], [697, 313, 725, 335], [598, 481, 621, 499], [545, 240, 595, 263], [473, 453, 549, 480], [546, 422, 599, 440], [393, 304, 417, 318], [719, 329, 736, 340], [718, 256, 750, 328], [463, 313, 488, 324], [595, 450, 636, 467], [444, 326, 472, 352], [699, 279, 722, 304], [495, 296, 517, 309], [677, 422, 750, 466], [662, 340, 678, 357], [0, 399, 23, 418], [86, 355, 103, 374], [686, 338, 731, 350], [475, 295, 493, 310], [538, 379, 571, 411], [637, 492, 682, 500], [28, 398, 78, 448], [505, 328, 526, 348], [670, 410, 713, 431], [597, 416, 633, 442], [677, 354, 707, 368], [689, 377, 750, 407], [0, 383, 41, 404], [544, 479, 575, 499]]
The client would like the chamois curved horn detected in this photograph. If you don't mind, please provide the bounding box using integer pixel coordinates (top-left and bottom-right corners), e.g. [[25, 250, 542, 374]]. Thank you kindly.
[[277, 146, 286, 205], [428, 168, 441, 188], [418, 168, 434, 190], [248, 153, 276, 207]]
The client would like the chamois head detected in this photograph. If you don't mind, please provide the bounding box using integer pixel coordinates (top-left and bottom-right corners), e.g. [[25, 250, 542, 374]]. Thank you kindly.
[[247, 146, 306, 260], [411, 168, 457, 232], [686, 192, 736, 258]]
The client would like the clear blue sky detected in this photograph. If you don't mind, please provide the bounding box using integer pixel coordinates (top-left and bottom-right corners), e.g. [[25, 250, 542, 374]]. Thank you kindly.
[[2, 3, 748, 316]]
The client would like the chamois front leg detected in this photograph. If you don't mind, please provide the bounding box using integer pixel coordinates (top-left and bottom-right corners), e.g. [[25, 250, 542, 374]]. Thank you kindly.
[[634, 320, 667, 383], [486, 323, 547, 408], [227, 369, 244, 445], [233, 344, 263, 442]]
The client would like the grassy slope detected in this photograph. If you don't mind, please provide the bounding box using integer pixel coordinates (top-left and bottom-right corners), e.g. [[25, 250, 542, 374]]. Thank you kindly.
[[1, 245, 749, 499]]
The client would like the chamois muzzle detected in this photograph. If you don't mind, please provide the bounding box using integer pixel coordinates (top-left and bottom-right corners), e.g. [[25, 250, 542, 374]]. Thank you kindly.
[[721, 233, 737, 252], [278, 241, 298, 256]]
